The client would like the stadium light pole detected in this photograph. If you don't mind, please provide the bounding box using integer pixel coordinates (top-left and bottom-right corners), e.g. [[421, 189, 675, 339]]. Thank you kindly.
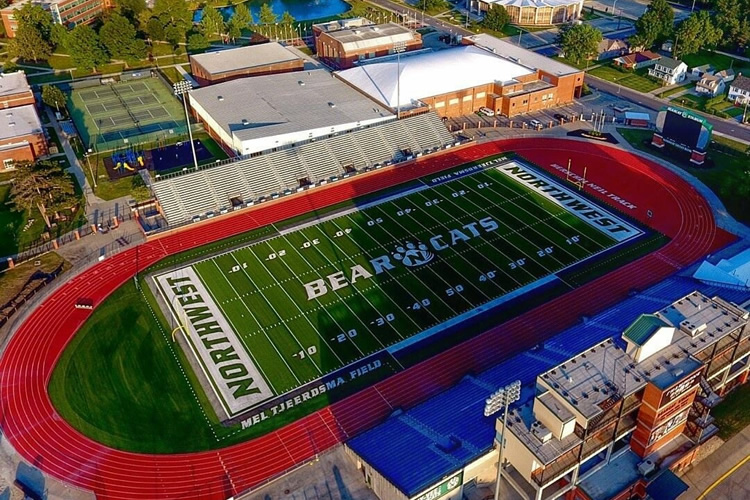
[[173, 80, 199, 172], [484, 380, 521, 500], [394, 41, 407, 120]]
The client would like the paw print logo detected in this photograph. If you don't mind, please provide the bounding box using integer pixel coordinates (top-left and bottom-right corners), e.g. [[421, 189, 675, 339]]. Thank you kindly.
[[392, 242, 434, 267]]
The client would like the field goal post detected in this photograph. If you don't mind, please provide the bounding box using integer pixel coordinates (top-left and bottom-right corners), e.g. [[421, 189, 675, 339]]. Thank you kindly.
[[566, 158, 587, 191], [170, 294, 190, 342]]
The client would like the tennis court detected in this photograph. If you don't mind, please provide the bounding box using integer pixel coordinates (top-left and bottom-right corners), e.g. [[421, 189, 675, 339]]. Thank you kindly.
[[68, 77, 188, 152]]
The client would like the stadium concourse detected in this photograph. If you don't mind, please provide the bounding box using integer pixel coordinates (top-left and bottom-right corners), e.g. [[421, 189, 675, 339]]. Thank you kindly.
[[0, 138, 735, 499]]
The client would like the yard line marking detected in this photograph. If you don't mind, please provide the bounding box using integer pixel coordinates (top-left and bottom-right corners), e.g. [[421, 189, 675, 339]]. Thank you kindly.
[[389, 196, 507, 297], [275, 228, 386, 354], [207, 258, 303, 385], [231, 251, 324, 376], [409, 189, 527, 288], [256, 240, 347, 366], [191, 264, 277, 394], [332, 214, 460, 322]]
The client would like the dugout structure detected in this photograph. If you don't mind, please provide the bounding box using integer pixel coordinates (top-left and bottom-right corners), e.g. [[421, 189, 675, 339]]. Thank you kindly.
[[67, 76, 188, 152]]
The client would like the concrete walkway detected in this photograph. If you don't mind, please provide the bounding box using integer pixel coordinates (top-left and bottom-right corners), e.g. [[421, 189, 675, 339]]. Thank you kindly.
[[679, 426, 750, 500]]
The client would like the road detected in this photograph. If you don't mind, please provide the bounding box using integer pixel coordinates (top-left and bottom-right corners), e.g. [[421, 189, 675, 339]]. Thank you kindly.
[[585, 75, 750, 142]]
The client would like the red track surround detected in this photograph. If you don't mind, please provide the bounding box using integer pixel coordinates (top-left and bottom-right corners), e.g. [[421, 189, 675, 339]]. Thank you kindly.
[[0, 139, 735, 499]]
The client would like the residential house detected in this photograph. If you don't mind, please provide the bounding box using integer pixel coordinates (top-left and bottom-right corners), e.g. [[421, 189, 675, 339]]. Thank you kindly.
[[689, 64, 714, 80], [613, 50, 660, 70], [648, 57, 688, 85], [728, 74, 750, 104], [596, 38, 628, 61], [716, 69, 735, 83], [695, 75, 725, 97]]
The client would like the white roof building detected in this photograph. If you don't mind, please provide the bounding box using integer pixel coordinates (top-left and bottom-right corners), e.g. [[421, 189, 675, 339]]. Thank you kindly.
[[188, 69, 394, 155], [0, 104, 43, 141], [335, 45, 535, 109], [0, 70, 31, 98]]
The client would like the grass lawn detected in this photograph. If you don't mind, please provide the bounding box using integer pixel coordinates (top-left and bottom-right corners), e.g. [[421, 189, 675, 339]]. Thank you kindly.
[[150, 42, 175, 57], [681, 50, 750, 75], [671, 93, 706, 111], [0, 252, 68, 304], [159, 66, 184, 84], [0, 184, 49, 257], [713, 383, 750, 440], [617, 127, 750, 225], [588, 64, 662, 93], [656, 82, 693, 98], [554, 55, 591, 70]]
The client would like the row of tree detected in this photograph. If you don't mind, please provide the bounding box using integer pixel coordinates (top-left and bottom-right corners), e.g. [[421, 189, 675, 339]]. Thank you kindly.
[[7, 0, 298, 72]]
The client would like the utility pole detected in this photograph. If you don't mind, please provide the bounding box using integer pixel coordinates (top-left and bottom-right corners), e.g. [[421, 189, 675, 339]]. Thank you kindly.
[[173, 80, 199, 172], [485, 380, 522, 500], [394, 41, 406, 119]]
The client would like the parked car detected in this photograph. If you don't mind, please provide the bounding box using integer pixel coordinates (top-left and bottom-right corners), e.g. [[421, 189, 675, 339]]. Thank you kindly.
[[553, 113, 566, 121], [479, 107, 495, 117], [529, 119, 543, 129]]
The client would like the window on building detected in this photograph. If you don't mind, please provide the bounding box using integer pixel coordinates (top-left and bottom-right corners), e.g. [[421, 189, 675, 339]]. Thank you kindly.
[[3, 159, 14, 170], [449, 98, 459, 105]]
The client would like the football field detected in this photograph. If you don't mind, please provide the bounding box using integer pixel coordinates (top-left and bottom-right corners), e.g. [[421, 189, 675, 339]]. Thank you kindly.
[[153, 156, 642, 421]]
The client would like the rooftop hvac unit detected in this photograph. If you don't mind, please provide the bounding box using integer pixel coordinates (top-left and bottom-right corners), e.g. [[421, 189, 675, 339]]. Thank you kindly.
[[638, 459, 656, 476], [531, 422, 552, 444]]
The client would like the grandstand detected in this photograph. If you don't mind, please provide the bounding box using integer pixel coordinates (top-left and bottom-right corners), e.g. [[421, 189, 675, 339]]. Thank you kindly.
[[151, 112, 457, 226]]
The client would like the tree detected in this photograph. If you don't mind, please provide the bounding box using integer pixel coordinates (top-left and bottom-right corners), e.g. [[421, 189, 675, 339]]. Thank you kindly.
[[280, 10, 295, 26], [115, 0, 146, 20], [10, 160, 77, 228], [67, 25, 109, 72], [200, 6, 225, 37], [714, 0, 750, 49], [187, 33, 210, 52], [144, 17, 165, 41], [41, 85, 66, 111], [258, 3, 276, 25], [634, 0, 674, 48], [482, 5, 510, 32], [151, 0, 192, 45], [8, 4, 53, 63], [231, 3, 252, 29], [50, 24, 68, 47], [100, 13, 147, 62], [422, 0, 448, 11], [558, 23, 603, 64], [227, 21, 242, 42], [674, 11, 722, 57]]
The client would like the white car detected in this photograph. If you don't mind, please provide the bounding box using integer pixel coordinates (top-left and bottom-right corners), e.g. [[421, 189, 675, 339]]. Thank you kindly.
[[529, 119, 543, 129], [479, 107, 495, 117]]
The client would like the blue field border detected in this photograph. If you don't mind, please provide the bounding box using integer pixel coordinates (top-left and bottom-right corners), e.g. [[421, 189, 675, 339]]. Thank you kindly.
[[386, 274, 559, 355]]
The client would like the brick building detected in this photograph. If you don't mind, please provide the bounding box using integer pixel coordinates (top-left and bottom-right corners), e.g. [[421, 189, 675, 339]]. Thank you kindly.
[[314, 22, 422, 70], [0, 71, 35, 109], [0, 104, 48, 171], [336, 35, 583, 119], [1, 0, 111, 37], [189, 43, 305, 86], [496, 291, 749, 500]]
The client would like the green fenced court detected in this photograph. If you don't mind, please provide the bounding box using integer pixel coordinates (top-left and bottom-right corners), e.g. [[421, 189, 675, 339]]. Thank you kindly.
[[152, 157, 644, 423], [67, 77, 187, 152]]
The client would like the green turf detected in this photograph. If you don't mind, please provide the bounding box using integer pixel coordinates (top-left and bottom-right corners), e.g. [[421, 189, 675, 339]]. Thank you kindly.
[[49, 156, 652, 453]]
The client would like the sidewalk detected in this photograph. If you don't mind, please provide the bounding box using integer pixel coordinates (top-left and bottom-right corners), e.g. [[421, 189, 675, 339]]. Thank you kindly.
[[679, 426, 750, 499]]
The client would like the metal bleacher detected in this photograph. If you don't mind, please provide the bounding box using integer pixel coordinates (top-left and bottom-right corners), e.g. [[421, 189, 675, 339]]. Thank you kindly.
[[152, 112, 457, 226]]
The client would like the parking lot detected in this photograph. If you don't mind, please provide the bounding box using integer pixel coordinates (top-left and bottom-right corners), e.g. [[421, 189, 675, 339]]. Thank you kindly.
[[444, 88, 655, 132]]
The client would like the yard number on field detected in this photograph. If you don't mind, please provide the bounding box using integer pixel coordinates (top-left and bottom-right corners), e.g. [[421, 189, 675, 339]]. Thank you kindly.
[[332, 329, 358, 343], [294, 346, 317, 359], [266, 249, 287, 261], [228, 262, 248, 274]]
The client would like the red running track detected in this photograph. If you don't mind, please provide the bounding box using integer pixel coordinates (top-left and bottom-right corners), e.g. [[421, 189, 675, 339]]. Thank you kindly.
[[0, 139, 735, 499]]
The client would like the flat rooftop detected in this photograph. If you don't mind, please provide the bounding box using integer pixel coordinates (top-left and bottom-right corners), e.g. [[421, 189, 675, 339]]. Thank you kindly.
[[324, 23, 417, 51], [0, 104, 42, 140], [336, 44, 534, 109], [0, 71, 31, 97], [189, 69, 393, 143], [313, 17, 372, 34], [539, 338, 648, 420], [506, 399, 582, 465], [190, 42, 301, 75], [465, 33, 582, 77]]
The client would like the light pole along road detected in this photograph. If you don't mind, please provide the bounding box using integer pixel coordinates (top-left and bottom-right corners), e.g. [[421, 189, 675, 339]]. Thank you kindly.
[[585, 74, 750, 143]]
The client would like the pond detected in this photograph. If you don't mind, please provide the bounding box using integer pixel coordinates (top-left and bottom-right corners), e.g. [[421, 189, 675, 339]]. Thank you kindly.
[[193, 0, 351, 24]]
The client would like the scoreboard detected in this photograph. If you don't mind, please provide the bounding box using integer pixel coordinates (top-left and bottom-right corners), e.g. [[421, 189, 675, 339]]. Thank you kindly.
[[652, 107, 713, 164]]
